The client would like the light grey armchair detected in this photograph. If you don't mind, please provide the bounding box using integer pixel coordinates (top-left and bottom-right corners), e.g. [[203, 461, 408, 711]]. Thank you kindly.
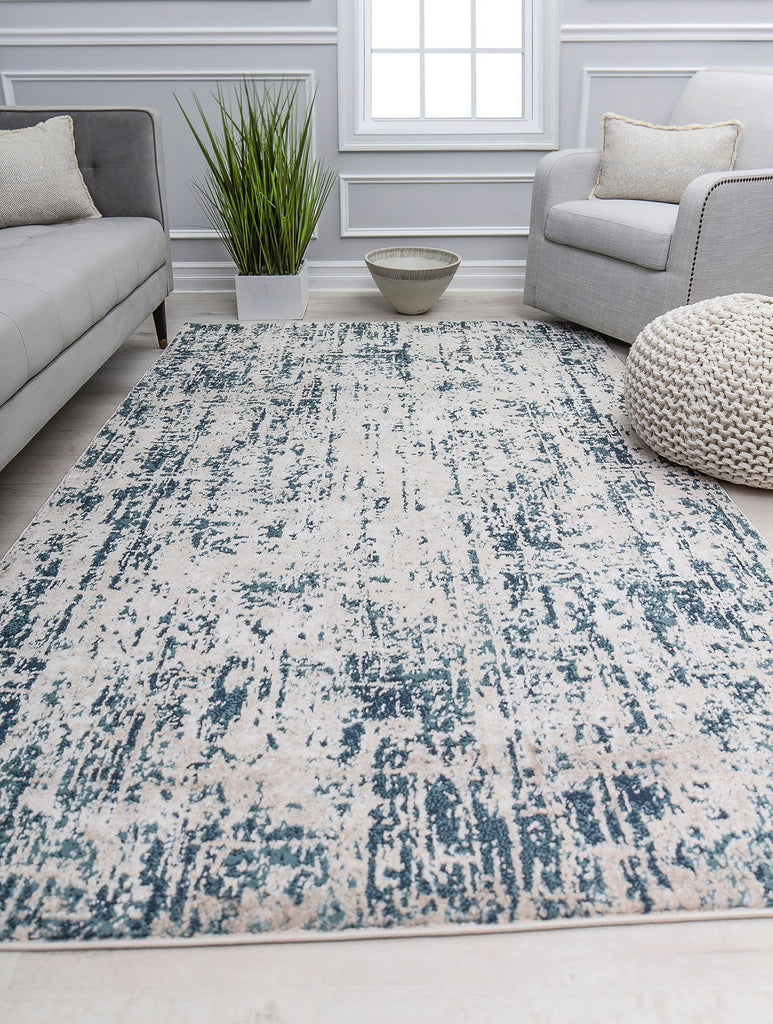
[[523, 70, 773, 343]]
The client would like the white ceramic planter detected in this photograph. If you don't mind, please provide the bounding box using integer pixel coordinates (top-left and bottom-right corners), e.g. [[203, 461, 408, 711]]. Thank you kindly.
[[235, 260, 309, 320]]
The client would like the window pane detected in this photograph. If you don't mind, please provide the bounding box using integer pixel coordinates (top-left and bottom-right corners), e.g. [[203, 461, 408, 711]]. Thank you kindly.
[[425, 54, 472, 117], [476, 53, 523, 117], [372, 53, 421, 117], [424, 0, 471, 49], [476, 0, 523, 49], [371, 0, 420, 49]]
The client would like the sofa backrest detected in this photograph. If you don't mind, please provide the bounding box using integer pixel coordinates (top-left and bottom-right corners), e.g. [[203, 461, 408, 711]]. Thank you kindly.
[[669, 70, 773, 170], [0, 106, 169, 225]]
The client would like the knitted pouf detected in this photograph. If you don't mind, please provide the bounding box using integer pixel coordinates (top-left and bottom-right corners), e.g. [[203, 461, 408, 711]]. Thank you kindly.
[[625, 293, 773, 489]]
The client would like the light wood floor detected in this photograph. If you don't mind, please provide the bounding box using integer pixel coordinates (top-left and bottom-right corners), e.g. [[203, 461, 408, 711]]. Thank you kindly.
[[1, 291, 772, 1023]]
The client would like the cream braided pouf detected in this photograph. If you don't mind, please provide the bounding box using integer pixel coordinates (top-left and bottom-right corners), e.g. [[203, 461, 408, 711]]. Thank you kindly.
[[625, 293, 773, 488]]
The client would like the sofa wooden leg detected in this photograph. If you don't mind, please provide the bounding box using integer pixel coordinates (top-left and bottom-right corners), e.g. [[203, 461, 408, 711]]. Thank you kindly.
[[153, 302, 168, 349]]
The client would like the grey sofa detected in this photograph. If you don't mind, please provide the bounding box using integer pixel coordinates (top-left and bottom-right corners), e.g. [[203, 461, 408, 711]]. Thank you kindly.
[[0, 106, 173, 470], [523, 70, 773, 343]]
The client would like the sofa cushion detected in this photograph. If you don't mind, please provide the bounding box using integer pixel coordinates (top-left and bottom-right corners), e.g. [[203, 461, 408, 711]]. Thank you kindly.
[[0, 115, 100, 228], [544, 199, 680, 271], [0, 217, 166, 404]]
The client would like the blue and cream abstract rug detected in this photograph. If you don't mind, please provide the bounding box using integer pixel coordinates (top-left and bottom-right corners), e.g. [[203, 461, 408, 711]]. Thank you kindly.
[[1, 320, 773, 948]]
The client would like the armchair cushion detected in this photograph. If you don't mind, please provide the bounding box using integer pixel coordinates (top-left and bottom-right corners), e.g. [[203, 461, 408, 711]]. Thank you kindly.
[[544, 199, 679, 271], [590, 112, 743, 203]]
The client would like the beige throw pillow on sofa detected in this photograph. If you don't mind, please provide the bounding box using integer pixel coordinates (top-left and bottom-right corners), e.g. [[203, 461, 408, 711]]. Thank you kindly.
[[590, 112, 744, 203], [0, 115, 101, 228]]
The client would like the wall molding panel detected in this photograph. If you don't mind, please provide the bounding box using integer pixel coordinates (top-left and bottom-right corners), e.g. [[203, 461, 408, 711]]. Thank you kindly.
[[562, 23, 773, 43], [340, 174, 535, 239], [170, 229, 221, 242], [1, 68, 317, 107], [1, 27, 338, 47], [577, 67, 697, 146]]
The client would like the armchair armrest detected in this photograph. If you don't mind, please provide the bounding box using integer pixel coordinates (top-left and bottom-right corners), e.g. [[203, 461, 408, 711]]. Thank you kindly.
[[528, 149, 601, 232], [665, 167, 773, 309], [524, 149, 601, 306]]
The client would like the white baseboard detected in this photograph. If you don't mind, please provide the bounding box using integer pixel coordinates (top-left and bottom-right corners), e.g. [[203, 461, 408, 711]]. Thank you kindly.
[[171, 262, 237, 292], [172, 260, 526, 293]]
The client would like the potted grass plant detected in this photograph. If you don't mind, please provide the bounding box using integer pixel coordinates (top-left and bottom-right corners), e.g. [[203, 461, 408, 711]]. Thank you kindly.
[[178, 80, 336, 320]]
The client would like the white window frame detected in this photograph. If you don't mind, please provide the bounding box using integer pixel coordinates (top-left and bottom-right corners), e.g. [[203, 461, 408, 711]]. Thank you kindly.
[[338, 0, 559, 151]]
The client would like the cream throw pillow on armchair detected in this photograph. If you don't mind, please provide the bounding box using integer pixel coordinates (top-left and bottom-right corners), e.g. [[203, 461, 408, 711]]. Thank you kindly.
[[0, 115, 101, 227], [590, 112, 744, 203]]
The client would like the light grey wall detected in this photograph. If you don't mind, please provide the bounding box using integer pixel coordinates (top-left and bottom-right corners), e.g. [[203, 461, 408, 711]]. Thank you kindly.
[[2, 1, 772, 289]]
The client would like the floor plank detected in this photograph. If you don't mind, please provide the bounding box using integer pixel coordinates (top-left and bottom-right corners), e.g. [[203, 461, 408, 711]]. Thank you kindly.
[[1, 919, 773, 1024], [1, 291, 772, 1022]]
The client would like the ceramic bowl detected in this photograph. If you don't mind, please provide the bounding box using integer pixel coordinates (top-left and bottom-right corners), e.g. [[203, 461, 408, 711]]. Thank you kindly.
[[364, 247, 461, 315]]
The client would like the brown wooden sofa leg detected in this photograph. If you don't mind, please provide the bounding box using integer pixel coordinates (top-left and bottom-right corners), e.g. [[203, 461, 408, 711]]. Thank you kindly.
[[153, 302, 168, 349]]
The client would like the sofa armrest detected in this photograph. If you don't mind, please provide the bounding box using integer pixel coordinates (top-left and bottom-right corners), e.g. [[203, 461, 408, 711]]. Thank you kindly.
[[0, 106, 172, 292], [664, 167, 773, 309]]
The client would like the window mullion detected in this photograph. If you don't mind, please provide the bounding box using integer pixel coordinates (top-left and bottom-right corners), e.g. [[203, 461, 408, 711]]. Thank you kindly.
[[364, 0, 372, 125], [419, 0, 426, 119], [470, 0, 477, 119]]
